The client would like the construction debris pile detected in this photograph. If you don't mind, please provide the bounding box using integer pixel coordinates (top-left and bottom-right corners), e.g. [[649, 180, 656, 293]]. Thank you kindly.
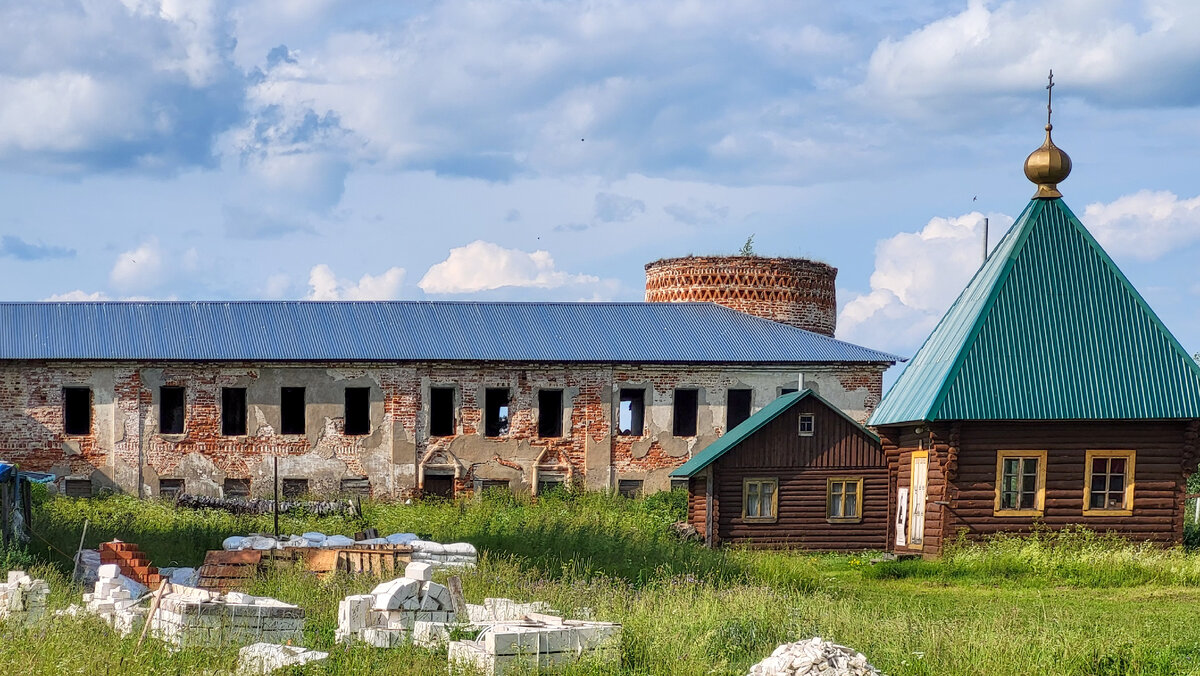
[[237, 643, 329, 675], [221, 532, 478, 570], [748, 638, 881, 676], [448, 613, 622, 676], [0, 570, 50, 627], [150, 587, 305, 648], [175, 494, 355, 516], [336, 561, 456, 647]]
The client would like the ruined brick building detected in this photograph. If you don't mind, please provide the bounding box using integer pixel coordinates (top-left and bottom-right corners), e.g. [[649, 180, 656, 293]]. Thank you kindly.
[[0, 256, 897, 499]]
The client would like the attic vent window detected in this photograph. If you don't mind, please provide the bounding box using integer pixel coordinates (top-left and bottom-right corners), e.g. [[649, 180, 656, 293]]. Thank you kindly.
[[485, 388, 510, 437], [673, 388, 699, 437], [340, 476, 371, 497], [63, 387, 91, 435], [618, 389, 645, 436], [160, 386, 185, 435], [799, 414, 814, 436]]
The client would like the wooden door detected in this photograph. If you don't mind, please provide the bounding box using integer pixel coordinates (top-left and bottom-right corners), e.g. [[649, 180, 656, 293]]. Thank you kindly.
[[908, 451, 928, 548]]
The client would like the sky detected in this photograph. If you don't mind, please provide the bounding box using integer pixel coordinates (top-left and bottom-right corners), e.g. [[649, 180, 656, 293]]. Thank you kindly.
[[3, 0, 1200, 387]]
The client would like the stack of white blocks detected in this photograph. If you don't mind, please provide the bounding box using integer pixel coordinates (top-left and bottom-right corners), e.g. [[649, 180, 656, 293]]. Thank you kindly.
[[336, 561, 457, 647], [466, 598, 553, 623], [448, 614, 622, 676], [150, 587, 304, 648], [83, 564, 147, 636], [0, 570, 51, 627]]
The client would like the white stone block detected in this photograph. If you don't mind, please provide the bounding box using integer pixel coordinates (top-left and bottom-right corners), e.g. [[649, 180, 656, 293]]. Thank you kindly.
[[97, 564, 120, 581], [373, 578, 420, 611], [362, 627, 407, 648], [404, 561, 434, 582], [338, 595, 373, 633]]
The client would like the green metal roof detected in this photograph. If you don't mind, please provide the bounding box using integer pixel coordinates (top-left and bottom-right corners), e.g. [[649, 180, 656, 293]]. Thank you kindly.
[[670, 389, 878, 478], [869, 197, 1200, 426]]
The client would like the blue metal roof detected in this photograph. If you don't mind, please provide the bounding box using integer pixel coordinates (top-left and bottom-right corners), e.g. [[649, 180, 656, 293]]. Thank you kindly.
[[0, 301, 899, 364]]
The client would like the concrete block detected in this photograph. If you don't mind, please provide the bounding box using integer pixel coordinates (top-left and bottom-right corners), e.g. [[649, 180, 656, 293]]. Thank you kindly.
[[404, 561, 434, 581], [97, 564, 120, 581], [373, 578, 420, 611], [338, 595, 373, 633], [362, 627, 407, 648], [238, 642, 328, 675]]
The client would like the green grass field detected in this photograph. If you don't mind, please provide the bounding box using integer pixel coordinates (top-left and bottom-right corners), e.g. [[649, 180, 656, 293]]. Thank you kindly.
[[4, 489, 1200, 675]]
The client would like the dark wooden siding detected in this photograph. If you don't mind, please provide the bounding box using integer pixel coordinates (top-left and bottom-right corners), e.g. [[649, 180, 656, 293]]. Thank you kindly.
[[708, 395, 887, 550], [688, 475, 707, 538], [880, 420, 1191, 556]]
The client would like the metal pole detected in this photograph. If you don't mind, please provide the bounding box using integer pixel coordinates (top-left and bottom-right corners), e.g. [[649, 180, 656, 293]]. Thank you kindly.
[[982, 217, 989, 264], [72, 518, 90, 582], [273, 455, 280, 539]]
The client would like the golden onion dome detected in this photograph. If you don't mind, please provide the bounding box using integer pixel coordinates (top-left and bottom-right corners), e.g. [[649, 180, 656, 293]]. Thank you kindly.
[[1024, 123, 1072, 199]]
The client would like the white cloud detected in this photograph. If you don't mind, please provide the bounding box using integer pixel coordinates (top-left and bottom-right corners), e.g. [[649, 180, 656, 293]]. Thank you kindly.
[[305, 264, 405, 300], [594, 192, 645, 223], [838, 211, 1013, 352], [110, 239, 166, 293], [264, 273, 291, 299], [43, 290, 111, 302], [863, 0, 1200, 117], [1084, 190, 1200, 261], [419, 241, 599, 294]]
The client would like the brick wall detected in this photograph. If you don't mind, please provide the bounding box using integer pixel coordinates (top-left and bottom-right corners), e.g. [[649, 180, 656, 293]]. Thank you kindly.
[[644, 256, 838, 336], [0, 360, 885, 499]]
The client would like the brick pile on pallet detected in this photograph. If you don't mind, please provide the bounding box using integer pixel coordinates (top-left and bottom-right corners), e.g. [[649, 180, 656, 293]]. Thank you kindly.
[[99, 540, 162, 587], [83, 563, 149, 636], [336, 561, 457, 647], [747, 637, 881, 676], [0, 570, 50, 627], [150, 586, 304, 648], [447, 614, 621, 676]]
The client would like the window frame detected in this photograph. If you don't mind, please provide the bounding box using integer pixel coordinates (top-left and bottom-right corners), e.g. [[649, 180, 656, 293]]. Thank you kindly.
[[993, 449, 1048, 517], [1083, 449, 1135, 516], [826, 477, 864, 524], [741, 477, 779, 523], [798, 413, 815, 437], [617, 388, 646, 437]]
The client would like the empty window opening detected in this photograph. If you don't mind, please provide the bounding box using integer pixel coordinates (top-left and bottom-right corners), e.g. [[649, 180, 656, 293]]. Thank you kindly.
[[344, 387, 370, 435], [673, 389, 699, 437], [64, 478, 93, 498], [221, 387, 247, 436], [538, 390, 564, 438], [780, 387, 798, 397], [485, 388, 510, 437], [63, 386, 92, 435], [726, 389, 752, 431], [537, 475, 565, 496], [282, 478, 309, 499], [223, 478, 250, 498], [280, 387, 306, 435], [799, 413, 815, 436], [618, 389, 645, 436], [159, 478, 185, 500], [340, 476, 371, 497], [423, 474, 455, 499], [160, 386, 185, 435], [430, 387, 456, 437], [670, 477, 689, 492], [618, 479, 644, 499], [478, 479, 510, 494]]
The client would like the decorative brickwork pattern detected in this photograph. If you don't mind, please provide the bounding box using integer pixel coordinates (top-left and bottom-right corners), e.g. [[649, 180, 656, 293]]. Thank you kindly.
[[644, 256, 838, 336]]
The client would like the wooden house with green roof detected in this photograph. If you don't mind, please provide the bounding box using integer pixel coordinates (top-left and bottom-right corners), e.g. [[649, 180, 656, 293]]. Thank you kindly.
[[670, 389, 887, 550], [869, 103, 1200, 556]]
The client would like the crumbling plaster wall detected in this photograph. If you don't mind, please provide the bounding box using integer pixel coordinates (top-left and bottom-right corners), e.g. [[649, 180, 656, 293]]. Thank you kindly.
[[0, 360, 885, 498]]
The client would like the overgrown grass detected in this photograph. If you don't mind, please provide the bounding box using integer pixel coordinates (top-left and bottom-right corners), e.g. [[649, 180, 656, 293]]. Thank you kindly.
[[8, 493, 1200, 674]]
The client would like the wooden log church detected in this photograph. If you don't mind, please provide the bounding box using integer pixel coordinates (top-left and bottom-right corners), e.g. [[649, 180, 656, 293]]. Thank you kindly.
[[868, 88, 1200, 556]]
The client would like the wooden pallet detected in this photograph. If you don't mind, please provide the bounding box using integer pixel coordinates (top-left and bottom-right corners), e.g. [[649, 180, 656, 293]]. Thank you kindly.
[[196, 545, 413, 591]]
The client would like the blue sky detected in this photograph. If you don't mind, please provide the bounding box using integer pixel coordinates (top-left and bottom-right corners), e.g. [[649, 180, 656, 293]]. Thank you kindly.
[[3, 0, 1200, 383]]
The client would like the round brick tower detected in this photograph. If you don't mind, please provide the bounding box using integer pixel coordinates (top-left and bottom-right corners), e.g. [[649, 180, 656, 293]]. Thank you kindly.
[[644, 255, 837, 336]]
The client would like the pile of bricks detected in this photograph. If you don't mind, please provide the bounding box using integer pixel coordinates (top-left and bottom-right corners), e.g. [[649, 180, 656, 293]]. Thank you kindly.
[[99, 540, 162, 587], [84, 563, 147, 636], [0, 570, 50, 627], [150, 586, 304, 648], [336, 561, 457, 647], [448, 614, 622, 676]]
